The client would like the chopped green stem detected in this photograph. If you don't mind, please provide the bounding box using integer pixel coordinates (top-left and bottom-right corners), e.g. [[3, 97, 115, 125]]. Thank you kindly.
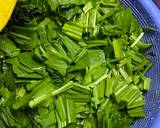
[[55, 96, 67, 126], [74, 49, 88, 63], [66, 99, 76, 123], [105, 77, 114, 97], [143, 77, 151, 91], [112, 39, 122, 59], [119, 68, 132, 84], [29, 81, 73, 108], [131, 32, 144, 47], [87, 69, 110, 88]]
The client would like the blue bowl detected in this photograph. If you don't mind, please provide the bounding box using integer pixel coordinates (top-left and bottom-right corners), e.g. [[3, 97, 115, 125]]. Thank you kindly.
[[120, 0, 160, 128]]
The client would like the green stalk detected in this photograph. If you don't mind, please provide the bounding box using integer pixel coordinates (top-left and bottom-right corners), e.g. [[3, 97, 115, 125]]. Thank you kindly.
[[128, 107, 145, 117], [74, 49, 88, 63], [73, 82, 91, 94], [29, 81, 73, 108], [112, 39, 122, 59], [99, 80, 106, 99], [87, 69, 110, 88], [131, 32, 144, 47], [127, 97, 144, 109], [55, 96, 67, 127], [56, 110, 62, 128], [143, 77, 151, 91], [66, 99, 76, 124], [105, 77, 114, 97], [119, 68, 132, 84]]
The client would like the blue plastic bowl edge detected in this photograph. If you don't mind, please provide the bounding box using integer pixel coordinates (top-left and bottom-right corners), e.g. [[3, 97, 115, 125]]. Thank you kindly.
[[139, 0, 160, 31]]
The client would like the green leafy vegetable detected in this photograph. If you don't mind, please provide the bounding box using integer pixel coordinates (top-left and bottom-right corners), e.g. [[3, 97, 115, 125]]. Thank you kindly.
[[0, 0, 153, 127]]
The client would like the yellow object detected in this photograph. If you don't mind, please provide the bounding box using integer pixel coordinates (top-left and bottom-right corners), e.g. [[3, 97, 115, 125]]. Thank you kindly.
[[0, 0, 17, 31]]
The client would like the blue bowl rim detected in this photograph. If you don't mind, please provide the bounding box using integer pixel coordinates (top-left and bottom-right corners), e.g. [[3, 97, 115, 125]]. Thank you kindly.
[[139, 0, 160, 31], [136, 0, 160, 127]]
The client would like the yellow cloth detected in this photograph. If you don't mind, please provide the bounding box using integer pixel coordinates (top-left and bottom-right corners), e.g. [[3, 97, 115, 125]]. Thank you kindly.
[[0, 0, 17, 31]]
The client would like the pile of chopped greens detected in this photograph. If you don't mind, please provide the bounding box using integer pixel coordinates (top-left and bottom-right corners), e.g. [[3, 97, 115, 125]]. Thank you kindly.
[[0, 0, 153, 127]]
